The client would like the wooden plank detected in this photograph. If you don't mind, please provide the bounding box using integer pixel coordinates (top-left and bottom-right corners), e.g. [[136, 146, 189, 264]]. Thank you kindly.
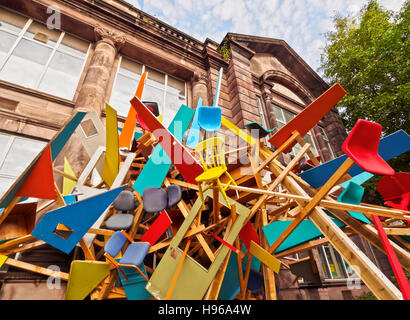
[[266, 158, 403, 300], [268, 83, 346, 153], [102, 104, 120, 187], [249, 241, 281, 274], [260, 206, 277, 300], [4, 257, 69, 281], [384, 228, 410, 236], [119, 71, 147, 149], [225, 185, 410, 220]]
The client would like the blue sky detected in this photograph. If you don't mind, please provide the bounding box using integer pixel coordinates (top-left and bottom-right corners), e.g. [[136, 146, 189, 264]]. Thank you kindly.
[[125, 0, 406, 75]]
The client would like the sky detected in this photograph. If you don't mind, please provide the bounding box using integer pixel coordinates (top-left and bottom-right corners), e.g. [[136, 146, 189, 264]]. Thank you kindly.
[[124, 0, 406, 76]]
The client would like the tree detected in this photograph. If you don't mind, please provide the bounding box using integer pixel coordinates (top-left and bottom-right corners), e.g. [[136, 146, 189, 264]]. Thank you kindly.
[[320, 0, 409, 203], [320, 0, 409, 136]]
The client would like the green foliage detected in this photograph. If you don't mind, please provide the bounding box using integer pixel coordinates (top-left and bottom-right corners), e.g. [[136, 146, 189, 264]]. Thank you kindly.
[[355, 268, 410, 300], [320, 0, 410, 138], [218, 37, 231, 60]]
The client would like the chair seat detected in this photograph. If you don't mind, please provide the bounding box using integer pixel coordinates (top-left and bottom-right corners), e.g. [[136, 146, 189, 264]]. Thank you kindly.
[[105, 214, 134, 231], [195, 166, 226, 182], [119, 242, 150, 266], [349, 152, 395, 176]]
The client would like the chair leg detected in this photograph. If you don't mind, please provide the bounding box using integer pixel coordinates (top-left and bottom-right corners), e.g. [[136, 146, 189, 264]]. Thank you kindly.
[[133, 265, 149, 282], [197, 182, 206, 209], [225, 172, 240, 198], [217, 179, 231, 209], [117, 266, 128, 282]]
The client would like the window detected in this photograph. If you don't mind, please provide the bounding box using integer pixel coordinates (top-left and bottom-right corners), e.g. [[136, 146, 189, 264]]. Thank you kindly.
[[109, 57, 187, 128], [319, 127, 335, 160], [272, 105, 319, 157], [0, 7, 90, 100], [0, 132, 46, 199], [317, 244, 359, 280]]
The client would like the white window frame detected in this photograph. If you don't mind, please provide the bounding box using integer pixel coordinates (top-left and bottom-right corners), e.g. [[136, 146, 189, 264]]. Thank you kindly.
[[0, 12, 91, 100], [272, 104, 319, 157], [319, 126, 336, 159], [110, 55, 187, 121]]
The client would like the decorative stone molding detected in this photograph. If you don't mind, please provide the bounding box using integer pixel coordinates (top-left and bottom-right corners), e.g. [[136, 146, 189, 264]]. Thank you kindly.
[[261, 70, 315, 104], [94, 24, 126, 51], [192, 70, 208, 86]]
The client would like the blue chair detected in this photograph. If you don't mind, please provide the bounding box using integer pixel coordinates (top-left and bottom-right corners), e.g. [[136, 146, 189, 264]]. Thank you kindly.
[[104, 230, 150, 282], [198, 106, 222, 132]]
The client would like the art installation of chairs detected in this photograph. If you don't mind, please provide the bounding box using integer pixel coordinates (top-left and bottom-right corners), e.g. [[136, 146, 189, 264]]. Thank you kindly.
[[194, 137, 237, 209]]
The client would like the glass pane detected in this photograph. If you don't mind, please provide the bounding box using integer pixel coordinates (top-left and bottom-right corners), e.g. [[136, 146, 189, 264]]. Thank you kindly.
[[142, 84, 164, 116], [0, 7, 28, 34], [58, 33, 88, 58], [120, 58, 142, 78], [164, 93, 185, 127], [167, 75, 185, 96], [24, 21, 60, 47], [303, 133, 318, 156], [0, 38, 52, 89], [283, 109, 295, 123], [317, 246, 331, 278], [272, 105, 283, 121], [0, 137, 46, 176], [109, 73, 139, 117], [145, 66, 165, 89], [38, 51, 84, 100], [0, 30, 17, 66]]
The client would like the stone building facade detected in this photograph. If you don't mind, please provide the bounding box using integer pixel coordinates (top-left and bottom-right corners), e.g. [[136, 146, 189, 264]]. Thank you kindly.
[[0, 0, 395, 300]]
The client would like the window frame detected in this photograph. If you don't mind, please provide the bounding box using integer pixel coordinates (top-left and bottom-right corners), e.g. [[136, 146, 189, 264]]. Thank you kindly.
[[0, 11, 91, 101], [109, 55, 187, 124], [271, 104, 320, 157]]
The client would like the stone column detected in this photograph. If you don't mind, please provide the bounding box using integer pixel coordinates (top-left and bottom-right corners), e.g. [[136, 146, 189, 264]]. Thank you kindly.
[[75, 25, 126, 113], [54, 25, 126, 179], [262, 91, 279, 130], [191, 70, 209, 108]]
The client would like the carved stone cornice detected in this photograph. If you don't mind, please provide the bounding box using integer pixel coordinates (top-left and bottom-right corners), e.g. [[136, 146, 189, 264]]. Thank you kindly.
[[94, 24, 126, 51], [192, 70, 208, 86]]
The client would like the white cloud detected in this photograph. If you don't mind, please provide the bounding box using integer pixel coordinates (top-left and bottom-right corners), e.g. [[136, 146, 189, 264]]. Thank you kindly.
[[128, 0, 406, 72]]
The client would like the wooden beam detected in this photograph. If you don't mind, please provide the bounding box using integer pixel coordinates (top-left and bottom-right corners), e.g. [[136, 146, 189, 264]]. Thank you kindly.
[[265, 158, 403, 300], [4, 257, 69, 281]]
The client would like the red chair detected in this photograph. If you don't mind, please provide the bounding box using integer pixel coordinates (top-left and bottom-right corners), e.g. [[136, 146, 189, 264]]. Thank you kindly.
[[377, 172, 410, 211], [342, 119, 394, 176]]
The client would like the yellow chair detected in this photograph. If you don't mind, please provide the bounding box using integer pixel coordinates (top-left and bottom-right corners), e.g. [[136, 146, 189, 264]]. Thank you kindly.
[[194, 137, 237, 209]]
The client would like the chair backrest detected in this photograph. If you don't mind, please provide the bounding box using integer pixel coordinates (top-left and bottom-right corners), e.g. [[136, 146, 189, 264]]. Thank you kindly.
[[197, 106, 222, 132], [143, 187, 168, 213], [338, 181, 364, 205], [342, 119, 394, 175], [194, 137, 226, 171], [167, 184, 182, 208], [104, 231, 127, 258], [113, 190, 136, 212]]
